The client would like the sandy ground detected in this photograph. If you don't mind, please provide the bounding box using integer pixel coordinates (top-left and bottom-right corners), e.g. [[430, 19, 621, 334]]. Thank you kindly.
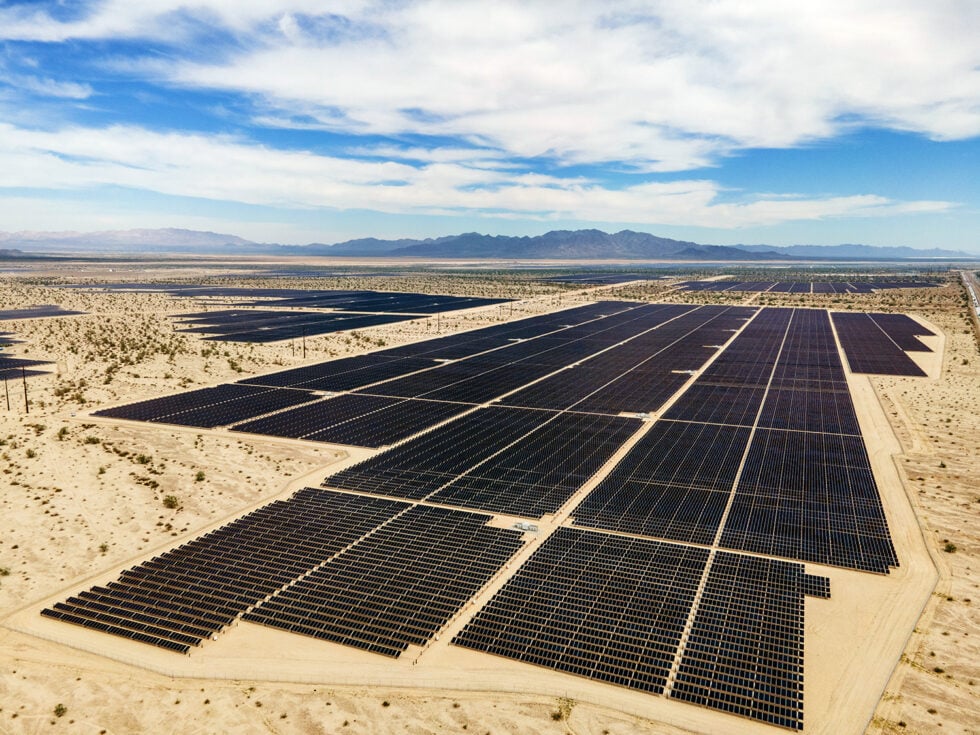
[[0, 265, 976, 735]]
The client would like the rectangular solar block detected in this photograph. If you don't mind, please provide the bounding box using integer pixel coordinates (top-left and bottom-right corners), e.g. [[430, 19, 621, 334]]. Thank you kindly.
[[244, 505, 525, 657], [720, 428, 898, 573], [832, 312, 927, 376], [671, 552, 823, 730], [453, 527, 709, 693], [40, 489, 408, 652], [232, 393, 472, 447], [572, 421, 752, 544]]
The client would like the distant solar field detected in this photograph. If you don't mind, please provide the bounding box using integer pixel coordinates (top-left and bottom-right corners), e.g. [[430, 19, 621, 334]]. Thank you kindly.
[[676, 279, 938, 293]]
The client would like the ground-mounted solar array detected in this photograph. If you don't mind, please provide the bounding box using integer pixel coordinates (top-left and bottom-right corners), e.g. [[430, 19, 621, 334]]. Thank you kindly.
[[572, 306, 898, 573], [326, 406, 642, 517], [676, 279, 938, 293], [538, 273, 652, 285], [243, 504, 525, 657], [453, 529, 827, 730], [454, 528, 708, 694], [144, 287, 511, 341], [671, 552, 813, 729], [55, 298, 936, 730], [0, 304, 86, 320], [43, 489, 409, 653], [832, 312, 932, 376]]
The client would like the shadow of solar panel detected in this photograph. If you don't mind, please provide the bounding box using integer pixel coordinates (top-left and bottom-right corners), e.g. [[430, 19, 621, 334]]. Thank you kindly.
[[40, 489, 408, 653], [94, 383, 272, 422], [453, 528, 708, 694], [671, 552, 813, 730], [572, 421, 751, 543], [0, 356, 50, 372], [0, 305, 85, 320], [244, 505, 524, 657], [720, 428, 897, 573]]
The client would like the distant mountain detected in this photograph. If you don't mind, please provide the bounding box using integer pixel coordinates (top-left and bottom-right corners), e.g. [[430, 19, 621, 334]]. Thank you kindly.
[[732, 243, 973, 259], [0, 227, 975, 260], [319, 230, 765, 260], [0, 228, 258, 253]]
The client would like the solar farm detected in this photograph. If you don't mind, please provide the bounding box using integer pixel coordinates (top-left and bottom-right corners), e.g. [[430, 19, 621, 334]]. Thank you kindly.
[[13, 288, 947, 734]]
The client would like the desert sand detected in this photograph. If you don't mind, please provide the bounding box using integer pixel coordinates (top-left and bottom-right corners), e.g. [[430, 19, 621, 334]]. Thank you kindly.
[[0, 263, 976, 734]]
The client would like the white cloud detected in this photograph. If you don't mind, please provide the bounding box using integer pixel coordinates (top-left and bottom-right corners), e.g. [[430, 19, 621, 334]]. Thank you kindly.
[[0, 121, 954, 229], [3, 2, 977, 172], [123, 1, 980, 169]]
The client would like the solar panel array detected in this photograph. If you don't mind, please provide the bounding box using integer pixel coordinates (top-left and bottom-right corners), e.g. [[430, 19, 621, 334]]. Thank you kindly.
[[453, 528, 708, 694], [572, 421, 751, 544], [454, 528, 828, 731], [96, 302, 649, 447], [243, 505, 524, 657], [573, 307, 898, 573], [94, 383, 320, 428], [61, 300, 919, 730], [832, 312, 930, 376], [677, 280, 937, 293], [502, 306, 755, 414], [159, 287, 513, 342], [42, 490, 408, 653], [671, 552, 815, 730], [326, 406, 642, 517], [0, 304, 86, 320], [176, 310, 419, 342]]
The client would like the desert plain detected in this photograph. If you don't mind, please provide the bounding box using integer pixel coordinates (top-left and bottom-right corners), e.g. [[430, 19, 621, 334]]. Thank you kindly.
[[0, 260, 977, 735]]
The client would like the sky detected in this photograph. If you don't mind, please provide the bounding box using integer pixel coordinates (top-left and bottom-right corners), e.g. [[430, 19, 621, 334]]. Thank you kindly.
[[0, 1, 978, 251]]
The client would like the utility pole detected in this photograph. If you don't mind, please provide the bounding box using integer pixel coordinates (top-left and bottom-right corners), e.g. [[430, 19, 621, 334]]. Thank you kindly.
[[21, 366, 28, 414], [3, 376, 9, 410], [302, 327, 307, 359]]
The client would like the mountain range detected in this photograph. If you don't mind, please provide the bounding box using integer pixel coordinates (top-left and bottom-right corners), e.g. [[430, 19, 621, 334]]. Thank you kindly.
[[0, 228, 974, 260]]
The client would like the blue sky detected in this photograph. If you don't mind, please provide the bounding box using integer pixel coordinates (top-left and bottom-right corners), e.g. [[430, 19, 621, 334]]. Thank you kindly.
[[0, 1, 977, 251]]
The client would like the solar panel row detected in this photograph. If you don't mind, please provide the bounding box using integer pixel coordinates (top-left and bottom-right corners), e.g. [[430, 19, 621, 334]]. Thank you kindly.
[[572, 421, 752, 544], [502, 305, 756, 414], [231, 394, 473, 448]]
